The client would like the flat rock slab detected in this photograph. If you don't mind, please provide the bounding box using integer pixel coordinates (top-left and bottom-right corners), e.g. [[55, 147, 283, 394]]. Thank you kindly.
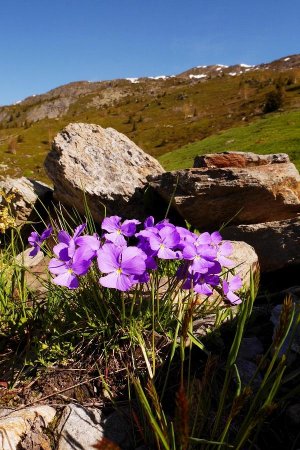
[[222, 217, 300, 272], [0, 405, 56, 450], [45, 123, 165, 222], [193, 151, 290, 168], [148, 162, 300, 230]]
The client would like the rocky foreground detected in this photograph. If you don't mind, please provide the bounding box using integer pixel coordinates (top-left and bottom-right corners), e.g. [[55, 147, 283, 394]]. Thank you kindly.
[[1, 123, 300, 448]]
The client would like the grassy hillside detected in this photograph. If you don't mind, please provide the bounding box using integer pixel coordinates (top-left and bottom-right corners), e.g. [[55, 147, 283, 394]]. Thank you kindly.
[[0, 58, 300, 182], [158, 110, 300, 171]]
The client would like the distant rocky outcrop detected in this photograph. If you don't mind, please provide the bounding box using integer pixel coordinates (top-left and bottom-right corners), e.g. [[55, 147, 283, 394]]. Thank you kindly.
[[44, 123, 165, 221], [148, 152, 300, 230]]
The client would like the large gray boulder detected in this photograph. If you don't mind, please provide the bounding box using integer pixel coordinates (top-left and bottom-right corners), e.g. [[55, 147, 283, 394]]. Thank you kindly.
[[44, 123, 165, 221], [148, 152, 300, 230], [222, 217, 300, 272]]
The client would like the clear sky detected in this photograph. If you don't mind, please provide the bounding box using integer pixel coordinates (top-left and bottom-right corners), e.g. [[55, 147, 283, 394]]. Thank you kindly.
[[1, 0, 299, 105]]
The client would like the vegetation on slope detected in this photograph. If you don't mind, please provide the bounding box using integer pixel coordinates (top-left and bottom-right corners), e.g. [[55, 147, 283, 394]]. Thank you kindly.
[[0, 62, 300, 182], [159, 110, 300, 171]]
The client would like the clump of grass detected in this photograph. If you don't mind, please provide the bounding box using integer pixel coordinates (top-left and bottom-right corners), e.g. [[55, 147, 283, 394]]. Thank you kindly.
[[0, 203, 298, 449], [132, 273, 297, 449]]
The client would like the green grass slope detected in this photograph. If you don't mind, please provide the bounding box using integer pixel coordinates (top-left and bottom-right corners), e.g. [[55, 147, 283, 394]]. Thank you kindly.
[[158, 110, 300, 171]]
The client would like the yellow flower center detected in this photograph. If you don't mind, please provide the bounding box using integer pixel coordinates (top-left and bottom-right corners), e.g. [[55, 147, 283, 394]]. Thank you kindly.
[[117, 229, 121, 234], [67, 269, 73, 274], [116, 268, 123, 274], [160, 244, 165, 249]]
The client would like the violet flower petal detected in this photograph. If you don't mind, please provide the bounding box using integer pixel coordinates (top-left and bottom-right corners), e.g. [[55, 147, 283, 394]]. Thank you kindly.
[[73, 223, 86, 239], [58, 230, 71, 245], [101, 216, 122, 233], [121, 247, 146, 275], [49, 258, 68, 275], [53, 272, 79, 289], [97, 244, 121, 273]]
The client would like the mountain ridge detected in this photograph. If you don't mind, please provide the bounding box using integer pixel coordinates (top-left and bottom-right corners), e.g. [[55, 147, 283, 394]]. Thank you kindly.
[[3, 53, 300, 108], [0, 53, 300, 181]]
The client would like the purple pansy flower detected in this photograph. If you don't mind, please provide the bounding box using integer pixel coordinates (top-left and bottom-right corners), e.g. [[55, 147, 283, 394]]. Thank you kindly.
[[102, 216, 140, 246], [144, 216, 155, 228], [48, 246, 91, 289], [75, 233, 101, 260], [97, 243, 147, 291], [182, 272, 220, 296], [206, 231, 234, 267], [223, 275, 242, 305], [54, 223, 87, 261], [137, 240, 157, 270], [182, 243, 217, 274], [215, 241, 234, 268], [28, 225, 52, 257], [149, 225, 181, 259], [176, 227, 197, 250], [136, 218, 172, 240]]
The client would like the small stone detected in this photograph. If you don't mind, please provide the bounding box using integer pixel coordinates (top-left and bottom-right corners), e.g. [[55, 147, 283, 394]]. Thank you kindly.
[[0, 405, 56, 450], [0, 177, 52, 226], [55, 403, 103, 450], [15, 247, 45, 268], [104, 408, 133, 449], [286, 403, 300, 425], [238, 337, 264, 361], [236, 359, 262, 390]]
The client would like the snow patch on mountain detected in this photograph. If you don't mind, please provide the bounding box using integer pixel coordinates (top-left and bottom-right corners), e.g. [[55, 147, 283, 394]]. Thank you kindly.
[[149, 75, 169, 80], [125, 78, 139, 83], [189, 74, 207, 79]]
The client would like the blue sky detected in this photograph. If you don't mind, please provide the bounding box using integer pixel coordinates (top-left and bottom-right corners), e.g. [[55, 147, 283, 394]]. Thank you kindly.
[[1, 0, 299, 105]]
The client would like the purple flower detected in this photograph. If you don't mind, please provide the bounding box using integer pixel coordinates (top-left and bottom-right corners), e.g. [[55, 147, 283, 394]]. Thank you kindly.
[[216, 241, 234, 268], [223, 275, 242, 305], [149, 226, 181, 259], [182, 243, 217, 274], [75, 233, 101, 260], [176, 227, 197, 250], [102, 216, 140, 246], [28, 225, 52, 257], [97, 243, 147, 291], [199, 231, 234, 268], [136, 218, 172, 240], [48, 246, 91, 289], [54, 223, 87, 261], [183, 272, 220, 296], [144, 216, 155, 228], [138, 241, 158, 270]]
